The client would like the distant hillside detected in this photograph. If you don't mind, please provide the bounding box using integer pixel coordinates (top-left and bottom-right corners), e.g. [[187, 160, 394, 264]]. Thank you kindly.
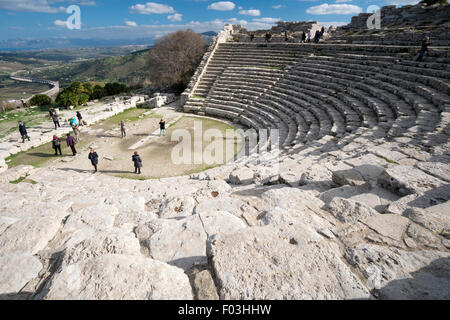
[[25, 48, 152, 87]]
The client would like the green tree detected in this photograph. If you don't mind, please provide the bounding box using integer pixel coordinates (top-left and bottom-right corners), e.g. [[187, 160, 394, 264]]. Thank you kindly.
[[56, 89, 78, 108], [91, 85, 106, 100], [29, 94, 52, 107], [78, 93, 89, 106]]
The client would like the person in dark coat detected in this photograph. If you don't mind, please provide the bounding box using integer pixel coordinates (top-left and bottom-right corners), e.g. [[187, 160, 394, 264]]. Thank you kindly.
[[88, 148, 99, 172], [132, 151, 143, 174], [301, 31, 306, 43], [284, 30, 289, 42], [314, 30, 321, 43], [52, 135, 62, 155], [76, 111, 83, 126], [120, 120, 126, 138], [265, 32, 272, 43], [66, 133, 77, 156], [49, 107, 55, 118], [416, 36, 430, 61], [52, 113, 60, 130], [18, 121, 30, 143], [159, 119, 166, 136], [320, 26, 325, 37], [249, 32, 255, 42]]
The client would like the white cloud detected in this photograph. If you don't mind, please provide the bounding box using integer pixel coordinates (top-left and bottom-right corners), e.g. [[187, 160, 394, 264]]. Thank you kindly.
[[306, 3, 362, 15], [54, 19, 68, 27], [168, 13, 182, 22], [208, 1, 235, 11], [125, 20, 138, 27], [130, 2, 175, 14], [238, 9, 260, 17], [335, 0, 352, 2], [0, 0, 66, 13], [384, 0, 420, 5], [272, 5, 286, 9], [253, 17, 280, 23]]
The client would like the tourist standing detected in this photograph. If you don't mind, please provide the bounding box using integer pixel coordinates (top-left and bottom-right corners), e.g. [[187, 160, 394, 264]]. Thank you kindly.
[[265, 32, 272, 43], [314, 30, 321, 43], [52, 112, 61, 130], [284, 30, 289, 42], [120, 120, 126, 138], [72, 123, 81, 142], [52, 135, 62, 156], [301, 31, 306, 43], [66, 133, 77, 156], [69, 117, 78, 128], [159, 119, 166, 136], [416, 36, 430, 61], [132, 151, 143, 174], [18, 121, 30, 143], [249, 32, 255, 42], [320, 26, 325, 37], [307, 31, 311, 43], [88, 148, 99, 172], [49, 107, 55, 118], [76, 111, 84, 126]]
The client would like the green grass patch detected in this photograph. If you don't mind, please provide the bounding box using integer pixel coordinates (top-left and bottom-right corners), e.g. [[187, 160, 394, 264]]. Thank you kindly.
[[102, 107, 148, 126], [9, 175, 28, 184]]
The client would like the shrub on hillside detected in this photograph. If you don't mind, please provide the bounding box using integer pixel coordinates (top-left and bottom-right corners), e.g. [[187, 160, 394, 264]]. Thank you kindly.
[[148, 29, 206, 93], [29, 94, 52, 107], [420, 0, 447, 5], [91, 85, 106, 100], [104, 82, 127, 96]]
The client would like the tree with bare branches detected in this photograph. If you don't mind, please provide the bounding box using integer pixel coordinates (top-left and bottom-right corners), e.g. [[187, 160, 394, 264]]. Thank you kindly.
[[148, 29, 206, 93]]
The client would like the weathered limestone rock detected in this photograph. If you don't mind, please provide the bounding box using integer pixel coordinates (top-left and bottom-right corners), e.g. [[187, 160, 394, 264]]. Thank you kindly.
[[208, 226, 371, 299], [229, 167, 254, 185], [41, 255, 193, 300], [61, 231, 142, 266], [0, 165, 35, 183], [148, 215, 207, 270], [416, 159, 450, 183], [0, 158, 7, 174], [193, 270, 219, 300], [159, 196, 196, 219], [327, 197, 379, 223], [360, 214, 410, 242], [378, 166, 445, 196], [253, 166, 280, 185], [0, 215, 65, 256], [0, 253, 43, 295], [345, 244, 450, 299], [332, 169, 366, 186], [404, 201, 450, 236], [371, 146, 407, 163], [198, 210, 247, 240], [63, 204, 119, 232], [261, 187, 324, 211], [406, 223, 442, 250], [195, 197, 257, 225], [320, 185, 370, 204]]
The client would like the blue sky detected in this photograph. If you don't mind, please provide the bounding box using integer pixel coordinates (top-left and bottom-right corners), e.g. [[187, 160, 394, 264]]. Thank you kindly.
[[0, 0, 422, 40]]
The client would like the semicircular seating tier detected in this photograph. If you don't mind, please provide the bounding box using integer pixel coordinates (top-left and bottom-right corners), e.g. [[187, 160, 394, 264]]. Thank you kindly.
[[184, 42, 450, 164]]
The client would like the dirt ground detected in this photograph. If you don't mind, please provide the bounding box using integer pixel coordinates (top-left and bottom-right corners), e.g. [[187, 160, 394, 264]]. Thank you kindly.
[[7, 103, 243, 179]]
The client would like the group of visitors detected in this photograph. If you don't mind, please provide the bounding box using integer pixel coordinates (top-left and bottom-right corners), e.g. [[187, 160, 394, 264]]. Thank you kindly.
[[250, 27, 326, 44]]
